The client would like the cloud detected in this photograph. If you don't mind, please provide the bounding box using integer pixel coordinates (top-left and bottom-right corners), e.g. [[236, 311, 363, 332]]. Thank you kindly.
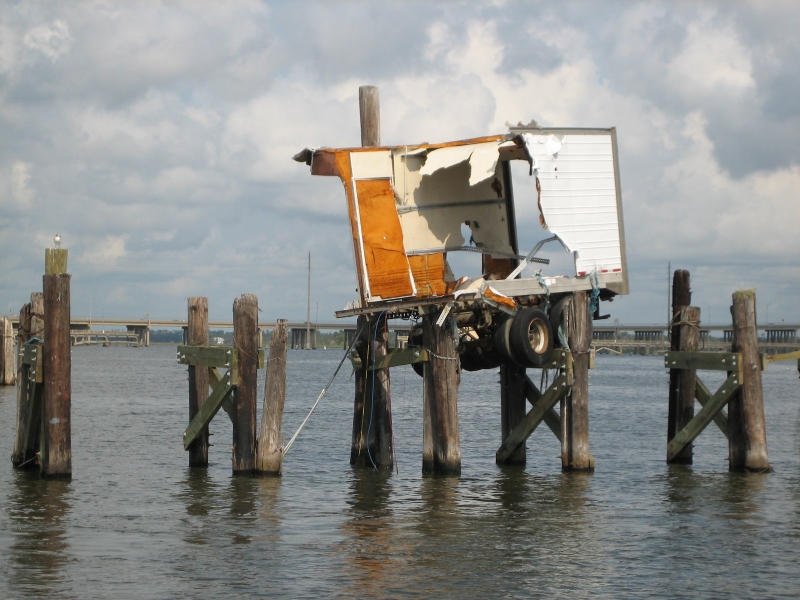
[[0, 1, 798, 324], [23, 19, 73, 62]]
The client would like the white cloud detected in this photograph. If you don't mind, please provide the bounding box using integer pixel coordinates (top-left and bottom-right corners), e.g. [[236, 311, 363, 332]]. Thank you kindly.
[[23, 19, 73, 62], [0, 2, 798, 324], [81, 235, 129, 267], [666, 14, 755, 101]]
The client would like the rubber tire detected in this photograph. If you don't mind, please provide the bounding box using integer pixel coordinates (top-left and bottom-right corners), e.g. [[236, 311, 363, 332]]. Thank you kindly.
[[493, 315, 516, 363], [509, 308, 554, 368], [459, 349, 483, 372], [460, 348, 504, 372]]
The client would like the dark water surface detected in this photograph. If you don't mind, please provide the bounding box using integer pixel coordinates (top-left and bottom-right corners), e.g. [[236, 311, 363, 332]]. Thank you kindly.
[[1, 346, 799, 598]]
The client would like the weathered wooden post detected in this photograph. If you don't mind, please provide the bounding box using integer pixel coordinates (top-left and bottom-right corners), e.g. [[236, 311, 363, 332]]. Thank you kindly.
[[187, 296, 209, 467], [255, 319, 288, 475], [668, 270, 692, 463], [498, 363, 527, 466], [41, 248, 71, 478], [12, 300, 33, 467], [422, 313, 461, 475], [668, 304, 700, 464], [349, 85, 395, 470], [1, 317, 14, 385], [728, 290, 771, 472], [232, 294, 258, 475], [351, 315, 394, 469], [561, 291, 593, 471], [359, 85, 380, 148]]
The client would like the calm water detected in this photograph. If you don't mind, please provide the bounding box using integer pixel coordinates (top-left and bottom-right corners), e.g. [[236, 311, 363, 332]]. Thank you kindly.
[[1, 346, 799, 598]]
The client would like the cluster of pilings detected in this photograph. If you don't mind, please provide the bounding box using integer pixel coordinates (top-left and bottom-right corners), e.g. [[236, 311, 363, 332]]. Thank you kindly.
[[184, 295, 288, 476], [667, 270, 771, 472], [11, 249, 72, 478]]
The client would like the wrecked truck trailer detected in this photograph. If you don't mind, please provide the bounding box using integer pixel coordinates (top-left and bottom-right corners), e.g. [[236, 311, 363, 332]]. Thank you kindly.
[[293, 126, 628, 370]]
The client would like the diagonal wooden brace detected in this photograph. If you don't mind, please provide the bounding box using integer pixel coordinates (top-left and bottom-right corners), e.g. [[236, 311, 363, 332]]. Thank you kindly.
[[183, 370, 235, 449], [209, 367, 235, 422], [695, 378, 729, 439], [524, 376, 562, 442], [667, 373, 740, 462], [496, 373, 570, 462]]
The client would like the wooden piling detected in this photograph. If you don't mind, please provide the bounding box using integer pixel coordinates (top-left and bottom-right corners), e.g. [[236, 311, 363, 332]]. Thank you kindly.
[[232, 294, 258, 475], [668, 270, 691, 460], [422, 313, 461, 475], [667, 305, 700, 464], [561, 290, 593, 471], [1, 317, 14, 385], [728, 290, 771, 472], [359, 85, 380, 147], [41, 248, 71, 478], [187, 297, 210, 468], [255, 319, 288, 475], [349, 85, 394, 470], [12, 301, 33, 467], [350, 315, 394, 469], [498, 363, 527, 466]]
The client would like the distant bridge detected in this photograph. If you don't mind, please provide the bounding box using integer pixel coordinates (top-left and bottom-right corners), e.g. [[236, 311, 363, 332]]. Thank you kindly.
[[8, 315, 799, 351]]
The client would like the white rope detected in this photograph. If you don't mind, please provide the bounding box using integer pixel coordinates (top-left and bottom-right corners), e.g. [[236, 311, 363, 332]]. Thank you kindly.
[[282, 323, 364, 456]]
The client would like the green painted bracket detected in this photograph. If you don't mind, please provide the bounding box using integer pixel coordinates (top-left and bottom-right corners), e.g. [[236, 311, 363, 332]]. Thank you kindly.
[[768, 349, 800, 363], [496, 373, 570, 462], [23, 372, 43, 458], [539, 348, 571, 371], [667, 372, 740, 462], [664, 351, 742, 372], [183, 370, 234, 449], [368, 348, 429, 371], [177, 345, 265, 370]]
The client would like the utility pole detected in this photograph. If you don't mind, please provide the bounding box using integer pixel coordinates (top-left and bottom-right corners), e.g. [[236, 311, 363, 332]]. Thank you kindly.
[[306, 251, 311, 350]]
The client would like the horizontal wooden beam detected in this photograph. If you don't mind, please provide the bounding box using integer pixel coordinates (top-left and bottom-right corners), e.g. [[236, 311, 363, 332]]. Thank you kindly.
[[667, 372, 740, 462], [183, 371, 234, 449], [177, 345, 264, 370], [524, 376, 561, 442], [695, 378, 729, 439], [768, 349, 800, 363], [665, 351, 742, 372], [368, 347, 428, 371], [497, 373, 570, 462]]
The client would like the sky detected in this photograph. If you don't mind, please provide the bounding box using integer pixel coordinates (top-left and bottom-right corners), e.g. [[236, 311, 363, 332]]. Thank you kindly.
[[1, 0, 798, 326]]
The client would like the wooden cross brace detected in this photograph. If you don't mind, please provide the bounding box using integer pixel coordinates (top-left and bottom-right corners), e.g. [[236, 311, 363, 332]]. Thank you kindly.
[[495, 350, 574, 462], [664, 351, 744, 462], [178, 345, 264, 449]]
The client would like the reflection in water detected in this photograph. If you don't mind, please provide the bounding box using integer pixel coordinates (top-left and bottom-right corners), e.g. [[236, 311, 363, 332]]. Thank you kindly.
[[664, 465, 699, 513], [340, 470, 396, 597], [720, 472, 766, 524], [178, 468, 218, 546], [227, 477, 259, 545], [7, 471, 73, 597]]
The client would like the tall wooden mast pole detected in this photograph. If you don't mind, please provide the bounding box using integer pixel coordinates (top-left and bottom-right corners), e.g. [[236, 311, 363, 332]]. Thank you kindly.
[[306, 251, 311, 350]]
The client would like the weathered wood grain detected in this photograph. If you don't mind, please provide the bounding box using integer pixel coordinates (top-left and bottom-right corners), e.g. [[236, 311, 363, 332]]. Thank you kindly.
[[255, 319, 288, 475]]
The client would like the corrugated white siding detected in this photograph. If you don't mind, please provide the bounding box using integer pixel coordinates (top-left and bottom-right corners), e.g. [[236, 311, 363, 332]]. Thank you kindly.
[[525, 134, 622, 275]]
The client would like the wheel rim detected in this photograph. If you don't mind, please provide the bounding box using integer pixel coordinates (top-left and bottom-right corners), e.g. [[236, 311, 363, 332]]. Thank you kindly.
[[527, 318, 550, 354]]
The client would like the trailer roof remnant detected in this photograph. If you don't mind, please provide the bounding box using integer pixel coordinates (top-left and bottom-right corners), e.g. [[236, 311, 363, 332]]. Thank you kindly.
[[294, 126, 628, 318]]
